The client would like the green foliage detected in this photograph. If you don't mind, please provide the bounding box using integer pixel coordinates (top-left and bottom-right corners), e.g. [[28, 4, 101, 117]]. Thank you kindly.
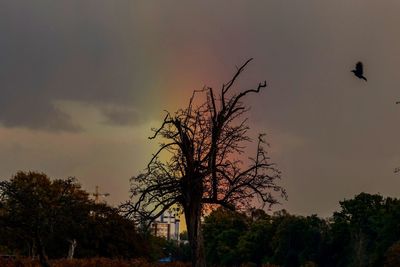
[[0, 171, 92, 261], [237, 217, 273, 265], [75, 204, 146, 259], [4, 172, 400, 267], [203, 208, 249, 266], [326, 193, 400, 267], [162, 239, 191, 262], [0, 171, 150, 260], [270, 213, 327, 267], [202, 193, 400, 267]]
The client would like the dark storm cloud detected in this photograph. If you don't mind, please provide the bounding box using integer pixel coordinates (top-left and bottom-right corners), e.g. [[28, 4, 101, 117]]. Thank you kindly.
[[100, 106, 144, 126], [1, 99, 80, 132], [2, 0, 400, 217], [0, 1, 159, 131]]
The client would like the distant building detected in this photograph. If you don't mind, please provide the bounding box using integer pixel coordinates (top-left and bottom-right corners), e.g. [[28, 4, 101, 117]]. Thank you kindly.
[[151, 211, 180, 241]]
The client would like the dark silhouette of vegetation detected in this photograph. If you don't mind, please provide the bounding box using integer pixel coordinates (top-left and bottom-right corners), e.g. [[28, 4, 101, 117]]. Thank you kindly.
[[0, 172, 176, 266], [203, 208, 327, 267], [122, 58, 287, 266], [0, 172, 92, 267], [203, 193, 400, 267], [2, 172, 400, 267], [0, 257, 192, 267]]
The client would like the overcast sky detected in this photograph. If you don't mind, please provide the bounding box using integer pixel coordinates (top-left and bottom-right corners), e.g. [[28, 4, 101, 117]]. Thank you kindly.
[[1, 1, 400, 217]]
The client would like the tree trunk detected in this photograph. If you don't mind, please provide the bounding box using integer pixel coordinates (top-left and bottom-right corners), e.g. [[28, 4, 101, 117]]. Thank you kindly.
[[35, 231, 50, 267], [182, 174, 206, 267], [355, 229, 367, 267], [184, 201, 206, 267], [67, 239, 77, 259]]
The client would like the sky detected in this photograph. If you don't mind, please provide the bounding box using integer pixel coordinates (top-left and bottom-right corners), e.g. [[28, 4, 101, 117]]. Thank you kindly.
[[1, 1, 400, 218]]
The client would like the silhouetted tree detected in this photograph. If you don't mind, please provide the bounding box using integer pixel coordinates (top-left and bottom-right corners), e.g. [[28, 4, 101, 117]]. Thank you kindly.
[[0, 172, 149, 263], [203, 208, 248, 266], [271, 213, 327, 267], [76, 203, 147, 259], [329, 193, 400, 267], [0, 172, 91, 267], [200, 193, 400, 267], [122, 59, 286, 267], [237, 209, 274, 265]]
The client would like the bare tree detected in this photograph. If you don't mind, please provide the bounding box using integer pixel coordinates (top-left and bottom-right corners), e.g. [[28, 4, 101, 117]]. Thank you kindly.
[[122, 58, 287, 267]]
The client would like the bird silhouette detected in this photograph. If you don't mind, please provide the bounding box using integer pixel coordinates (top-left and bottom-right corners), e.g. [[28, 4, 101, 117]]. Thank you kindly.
[[351, 62, 367, 81]]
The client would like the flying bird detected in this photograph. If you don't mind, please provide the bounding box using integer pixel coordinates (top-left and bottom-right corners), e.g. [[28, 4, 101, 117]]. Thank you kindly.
[[351, 61, 367, 81]]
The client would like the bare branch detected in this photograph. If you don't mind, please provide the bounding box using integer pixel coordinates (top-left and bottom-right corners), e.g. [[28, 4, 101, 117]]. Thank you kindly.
[[149, 113, 172, 140], [125, 60, 285, 265], [222, 58, 254, 95]]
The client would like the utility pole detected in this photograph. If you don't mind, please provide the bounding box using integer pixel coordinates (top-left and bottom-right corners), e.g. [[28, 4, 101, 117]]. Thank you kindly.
[[92, 185, 109, 204]]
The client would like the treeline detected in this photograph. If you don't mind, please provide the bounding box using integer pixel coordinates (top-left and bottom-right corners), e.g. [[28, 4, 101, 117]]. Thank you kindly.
[[202, 193, 400, 267], [0, 172, 181, 264], [3, 172, 400, 267]]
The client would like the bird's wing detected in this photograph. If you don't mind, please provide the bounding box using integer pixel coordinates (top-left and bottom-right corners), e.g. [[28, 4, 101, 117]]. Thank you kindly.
[[356, 62, 363, 73]]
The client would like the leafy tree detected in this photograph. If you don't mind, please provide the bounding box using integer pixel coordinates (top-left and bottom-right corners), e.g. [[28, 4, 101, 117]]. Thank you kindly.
[[330, 193, 400, 267], [324, 213, 353, 267], [334, 193, 385, 267], [203, 208, 248, 266], [123, 58, 286, 267], [374, 197, 400, 264], [271, 213, 327, 267], [0, 172, 92, 267], [200, 193, 400, 267], [76, 203, 146, 259], [0, 171, 148, 265], [237, 209, 274, 265], [202, 208, 329, 267]]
